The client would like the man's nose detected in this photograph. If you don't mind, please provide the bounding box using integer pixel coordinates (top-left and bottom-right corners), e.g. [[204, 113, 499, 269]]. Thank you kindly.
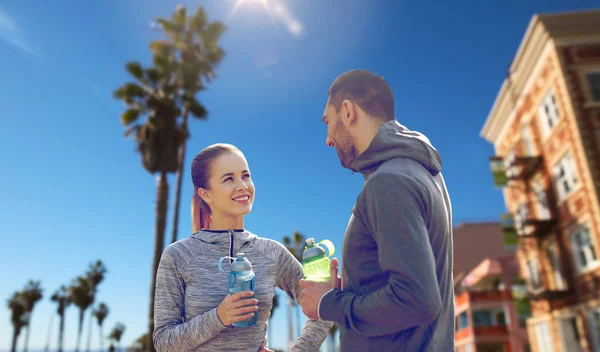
[[325, 136, 334, 147]]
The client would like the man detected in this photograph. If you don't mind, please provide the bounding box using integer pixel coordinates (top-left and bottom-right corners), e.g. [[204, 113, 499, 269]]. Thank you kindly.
[[298, 69, 455, 351]]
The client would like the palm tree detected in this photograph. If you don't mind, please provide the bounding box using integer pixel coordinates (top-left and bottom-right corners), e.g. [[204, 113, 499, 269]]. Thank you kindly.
[[114, 33, 183, 352], [328, 324, 338, 352], [282, 231, 305, 345], [114, 7, 225, 351], [150, 6, 226, 246], [51, 285, 71, 352], [93, 303, 109, 352], [20, 280, 43, 352], [69, 277, 94, 352], [7, 291, 27, 352], [85, 260, 107, 352], [268, 291, 279, 347], [107, 322, 126, 352], [129, 333, 148, 352]]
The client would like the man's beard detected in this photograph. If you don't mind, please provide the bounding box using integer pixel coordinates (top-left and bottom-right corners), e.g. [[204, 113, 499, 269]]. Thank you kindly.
[[334, 123, 357, 170]]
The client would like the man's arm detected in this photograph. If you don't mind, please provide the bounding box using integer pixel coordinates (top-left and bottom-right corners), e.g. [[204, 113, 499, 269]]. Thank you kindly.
[[274, 242, 334, 351], [318, 173, 442, 337]]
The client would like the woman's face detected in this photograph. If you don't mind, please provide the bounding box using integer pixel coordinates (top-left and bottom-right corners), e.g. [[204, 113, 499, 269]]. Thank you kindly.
[[199, 151, 255, 218]]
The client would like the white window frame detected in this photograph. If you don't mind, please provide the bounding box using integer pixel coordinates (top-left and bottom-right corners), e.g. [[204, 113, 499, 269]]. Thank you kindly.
[[522, 125, 535, 156], [570, 224, 600, 273], [534, 321, 554, 352], [588, 306, 600, 352], [547, 246, 566, 290], [553, 152, 579, 202], [557, 315, 584, 352], [526, 258, 542, 292], [533, 180, 551, 220], [515, 201, 529, 235], [538, 88, 560, 138], [505, 148, 518, 178], [584, 68, 600, 105]]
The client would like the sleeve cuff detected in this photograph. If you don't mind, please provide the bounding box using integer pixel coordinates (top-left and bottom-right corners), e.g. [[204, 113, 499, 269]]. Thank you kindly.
[[317, 288, 335, 320], [207, 307, 228, 330]]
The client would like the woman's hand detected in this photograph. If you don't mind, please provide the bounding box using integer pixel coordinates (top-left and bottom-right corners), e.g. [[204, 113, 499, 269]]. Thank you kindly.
[[216, 291, 259, 326]]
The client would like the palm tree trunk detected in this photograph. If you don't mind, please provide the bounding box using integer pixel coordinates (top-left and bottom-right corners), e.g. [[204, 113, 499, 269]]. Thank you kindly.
[[86, 309, 94, 352], [44, 313, 53, 352], [58, 314, 65, 352], [11, 328, 19, 352], [295, 303, 301, 340], [98, 325, 104, 352], [170, 111, 189, 244], [148, 172, 169, 352], [287, 297, 294, 348], [23, 320, 31, 352], [76, 309, 84, 352]]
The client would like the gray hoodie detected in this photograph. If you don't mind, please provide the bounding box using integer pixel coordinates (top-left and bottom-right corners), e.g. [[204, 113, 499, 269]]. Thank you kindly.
[[153, 229, 333, 352], [318, 120, 455, 351]]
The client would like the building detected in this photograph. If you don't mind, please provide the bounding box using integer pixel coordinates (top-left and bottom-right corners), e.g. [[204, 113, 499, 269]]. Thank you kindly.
[[480, 9, 600, 352], [453, 222, 518, 288], [455, 256, 531, 352]]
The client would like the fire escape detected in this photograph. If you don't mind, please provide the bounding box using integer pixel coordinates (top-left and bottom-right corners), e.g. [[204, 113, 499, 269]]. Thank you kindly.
[[488, 65, 572, 305]]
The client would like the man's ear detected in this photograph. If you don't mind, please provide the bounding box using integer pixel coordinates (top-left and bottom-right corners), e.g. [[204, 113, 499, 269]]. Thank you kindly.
[[341, 99, 357, 125]]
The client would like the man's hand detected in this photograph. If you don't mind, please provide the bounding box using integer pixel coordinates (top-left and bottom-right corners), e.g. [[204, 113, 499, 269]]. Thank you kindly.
[[298, 257, 340, 320]]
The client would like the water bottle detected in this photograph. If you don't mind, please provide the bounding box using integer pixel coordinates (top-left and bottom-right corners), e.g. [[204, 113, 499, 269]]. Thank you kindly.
[[301, 238, 335, 282], [218, 252, 258, 327]]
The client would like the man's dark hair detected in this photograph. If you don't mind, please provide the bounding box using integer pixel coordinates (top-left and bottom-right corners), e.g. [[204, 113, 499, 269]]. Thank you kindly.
[[328, 69, 395, 122]]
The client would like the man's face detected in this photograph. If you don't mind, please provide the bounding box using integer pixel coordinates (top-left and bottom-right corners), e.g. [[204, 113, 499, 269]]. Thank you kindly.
[[322, 99, 357, 170]]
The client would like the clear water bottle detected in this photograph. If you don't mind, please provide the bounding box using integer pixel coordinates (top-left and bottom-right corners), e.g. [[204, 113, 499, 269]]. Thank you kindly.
[[301, 238, 335, 282], [218, 252, 258, 327]]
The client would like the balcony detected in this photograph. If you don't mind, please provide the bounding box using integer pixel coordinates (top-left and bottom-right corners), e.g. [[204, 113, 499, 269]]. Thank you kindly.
[[528, 287, 573, 301], [501, 212, 556, 240], [515, 217, 557, 239], [474, 325, 509, 337], [489, 154, 544, 188]]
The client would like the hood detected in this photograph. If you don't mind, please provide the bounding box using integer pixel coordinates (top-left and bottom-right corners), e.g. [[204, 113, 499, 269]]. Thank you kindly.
[[350, 120, 442, 176]]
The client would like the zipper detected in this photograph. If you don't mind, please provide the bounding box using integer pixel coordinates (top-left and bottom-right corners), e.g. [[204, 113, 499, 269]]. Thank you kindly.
[[228, 229, 234, 264]]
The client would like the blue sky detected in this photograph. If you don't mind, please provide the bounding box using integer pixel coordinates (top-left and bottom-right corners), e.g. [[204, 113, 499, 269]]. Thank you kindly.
[[1, 0, 597, 350]]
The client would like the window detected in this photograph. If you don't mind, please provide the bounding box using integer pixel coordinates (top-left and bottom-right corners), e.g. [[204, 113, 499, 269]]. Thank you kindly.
[[515, 202, 529, 235], [526, 259, 542, 291], [538, 89, 560, 137], [571, 225, 599, 272], [533, 181, 551, 220], [458, 311, 469, 330], [553, 152, 579, 201], [505, 149, 518, 178], [547, 247, 566, 290], [522, 125, 535, 156], [534, 322, 554, 352], [559, 316, 583, 352], [589, 307, 600, 352], [473, 310, 493, 327], [586, 71, 600, 103]]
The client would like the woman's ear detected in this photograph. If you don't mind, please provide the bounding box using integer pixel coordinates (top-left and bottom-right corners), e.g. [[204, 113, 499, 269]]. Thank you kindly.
[[198, 188, 212, 204]]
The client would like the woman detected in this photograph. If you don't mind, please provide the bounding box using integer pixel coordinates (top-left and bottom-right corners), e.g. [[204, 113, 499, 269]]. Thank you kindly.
[[153, 143, 333, 352]]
